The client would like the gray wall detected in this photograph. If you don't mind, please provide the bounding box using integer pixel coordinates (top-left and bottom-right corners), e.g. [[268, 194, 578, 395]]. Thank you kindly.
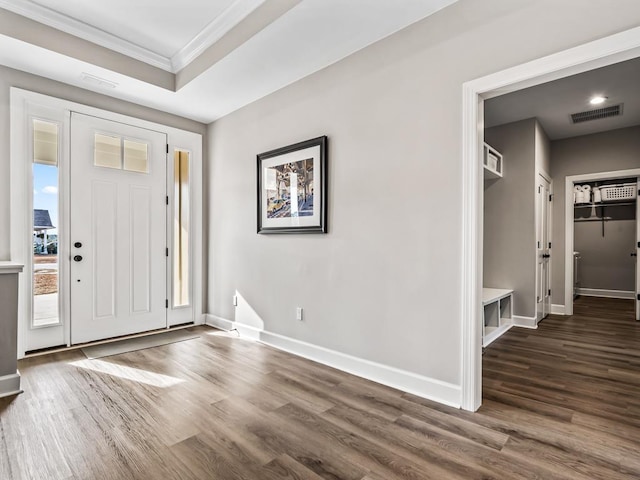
[[0, 273, 18, 377], [0, 64, 207, 263], [535, 121, 551, 176], [207, 0, 640, 387], [574, 204, 635, 292], [484, 119, 536, 318], [551, 126, 640, 304]]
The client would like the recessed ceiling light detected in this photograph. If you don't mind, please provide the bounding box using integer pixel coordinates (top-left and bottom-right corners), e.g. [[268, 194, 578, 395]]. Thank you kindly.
[[589, 95, 607, 105]]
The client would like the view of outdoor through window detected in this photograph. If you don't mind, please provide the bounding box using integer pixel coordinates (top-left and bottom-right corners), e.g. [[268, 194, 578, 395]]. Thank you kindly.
[[33, 119, 60, 327], [173, 150, 190, 307]]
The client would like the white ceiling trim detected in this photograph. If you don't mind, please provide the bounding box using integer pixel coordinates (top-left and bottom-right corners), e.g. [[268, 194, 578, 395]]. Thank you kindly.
[[170, 0, 266, 72], [0, 0, 266, 73], [0, 0, 172, 70]]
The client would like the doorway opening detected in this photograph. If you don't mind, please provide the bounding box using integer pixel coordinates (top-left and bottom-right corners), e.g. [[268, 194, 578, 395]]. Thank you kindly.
[[564, 171, 640, 320], [461, 26, 640, 411]]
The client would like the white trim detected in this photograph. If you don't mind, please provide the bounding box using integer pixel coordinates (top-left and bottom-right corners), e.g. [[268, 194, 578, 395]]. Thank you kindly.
[[462, 25, 640, 412], [10, 88, 204, 357], [167, 130, 204, 327], [564, 168, 640, 316], [551, 304, 566, 315], [0, 263, 24, 274], [171, 0, 267, 71], [0, 0, 267, 73], [0, 0, 171, 71], [512, 316, 538, 328], [0, 372, 22, 398], [460, 82, 484, 412], [205, 314, 235, 332], [576, 288, 635, 299], [205, 315, 461, 408]]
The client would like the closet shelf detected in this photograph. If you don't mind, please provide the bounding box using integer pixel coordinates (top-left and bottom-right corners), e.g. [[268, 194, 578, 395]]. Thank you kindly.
[[575, 201, 635, 208], [574, 217, 614, 222]]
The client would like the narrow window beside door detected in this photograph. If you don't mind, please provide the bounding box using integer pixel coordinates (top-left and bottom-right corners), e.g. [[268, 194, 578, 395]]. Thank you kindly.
[[32, 119, 60, 327], [173, 150, 190, 307]]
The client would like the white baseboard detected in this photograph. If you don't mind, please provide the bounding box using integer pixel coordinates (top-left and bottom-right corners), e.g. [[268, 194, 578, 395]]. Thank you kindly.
[[512, 315, 538, 329], [205, 314, 235, 331], [551, 304, 566, 315], [576, 288, 634, 299], [0, 372, 21, 398], [204, 314, 461, 408]]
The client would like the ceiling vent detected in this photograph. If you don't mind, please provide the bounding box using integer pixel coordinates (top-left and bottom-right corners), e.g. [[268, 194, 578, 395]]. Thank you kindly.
[[570, 104, 623, 124]]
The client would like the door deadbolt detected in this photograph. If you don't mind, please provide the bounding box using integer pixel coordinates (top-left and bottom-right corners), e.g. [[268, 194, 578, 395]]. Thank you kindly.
[[73, 255, 83, 262]]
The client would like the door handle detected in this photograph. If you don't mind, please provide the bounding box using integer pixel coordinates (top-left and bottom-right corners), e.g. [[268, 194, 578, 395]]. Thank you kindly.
[[74, 242, 82, 248], [73, 255, 83, 262], [542, 254, 550, 258], [632, 253, 637, 257]]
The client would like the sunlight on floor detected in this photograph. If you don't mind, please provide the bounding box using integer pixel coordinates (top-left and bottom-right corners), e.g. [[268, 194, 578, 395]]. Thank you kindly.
[[70, 359, 185, 388], [204, 328, 257, 342]]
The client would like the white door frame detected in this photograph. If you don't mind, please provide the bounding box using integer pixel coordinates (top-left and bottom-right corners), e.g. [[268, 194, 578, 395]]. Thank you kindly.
[[563, 169, 640, 316], [10, 88, 204, 358], [461, 26, 640, 411]]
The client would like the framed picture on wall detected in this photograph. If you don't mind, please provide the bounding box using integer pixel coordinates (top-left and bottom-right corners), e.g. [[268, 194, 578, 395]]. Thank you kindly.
[[257, 136, 327, 234]]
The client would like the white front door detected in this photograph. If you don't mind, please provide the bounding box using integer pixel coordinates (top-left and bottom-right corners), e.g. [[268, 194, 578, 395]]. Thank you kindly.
[[536, 175, 552, 322], [70, 113, 167, 344]]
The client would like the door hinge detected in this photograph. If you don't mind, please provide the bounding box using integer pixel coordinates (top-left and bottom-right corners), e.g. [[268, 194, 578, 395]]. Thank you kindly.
[[165, 299, 169, 308], [637, 294, 640, 301], [548, 289, 551, 296], [637, 241, 639, 248], [166, 247, 169, 257], [166, 144, 169, 154], [537, 241, 540, 248], [538, 186, 541, 193], [549, 242, 551, 248], [166, 195, 169, 205], [549, 194, 553, 201]]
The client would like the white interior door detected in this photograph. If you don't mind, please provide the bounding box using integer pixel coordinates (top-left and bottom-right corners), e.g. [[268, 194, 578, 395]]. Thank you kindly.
[[536, 176, 552, 322], [636, 176, 640, 321], [70, 113, 167, 344]]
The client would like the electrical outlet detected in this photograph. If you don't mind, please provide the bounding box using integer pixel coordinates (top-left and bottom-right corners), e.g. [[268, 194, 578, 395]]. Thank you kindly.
[[296, 307, 303, 321], [233, 295, 238, 306]]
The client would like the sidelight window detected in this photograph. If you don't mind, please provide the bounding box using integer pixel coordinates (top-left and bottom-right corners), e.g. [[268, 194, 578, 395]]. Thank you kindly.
[[32, 119, 60, 327], [173, 150, 190, 307]]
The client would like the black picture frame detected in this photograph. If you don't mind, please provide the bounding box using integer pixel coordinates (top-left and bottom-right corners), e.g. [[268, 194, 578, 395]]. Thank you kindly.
[[257, 136, 327, 234]]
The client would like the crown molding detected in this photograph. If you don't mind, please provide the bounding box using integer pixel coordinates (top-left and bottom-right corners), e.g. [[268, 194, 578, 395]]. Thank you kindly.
[[0, 0, 268, 74], [171, 0, 266, 72], [0, 0, 173, 71]]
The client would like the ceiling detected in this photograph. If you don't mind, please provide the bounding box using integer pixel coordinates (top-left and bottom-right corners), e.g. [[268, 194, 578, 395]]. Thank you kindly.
[[485, 56, 640, 140], [0, 0, 458, 123]]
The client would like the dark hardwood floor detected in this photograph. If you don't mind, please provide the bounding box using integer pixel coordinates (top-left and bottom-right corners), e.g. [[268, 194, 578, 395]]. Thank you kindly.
[[2, 296, 640, 479]]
